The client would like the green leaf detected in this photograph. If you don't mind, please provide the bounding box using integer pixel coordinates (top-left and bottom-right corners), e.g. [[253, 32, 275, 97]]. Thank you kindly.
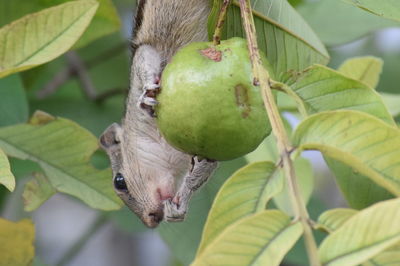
[[338, 56, 383, 89], [245, 116, 293, 163], [245, 134, 278, 163], [197, 161, 282, 255], [273, 157, 314, 215], [26, 34, 129, 136], [0, 74, 28, 126], [286, 64, 396, 208], [0, 148, 14, 191], [285, 64, 394, 125], [0, 0, 119, 49], [292, 110, 400, 197], [316, 208, 400, 266], [0, 111, 122, 210], [316, 208, 357, 233], [277, 91, 298, 113], [0, 218, 35, 265], [297, 0, 399, 46], [73, 0, 121, 49], [344, 0, 400, 22], [337, 56, 400, 120], [193, 210, 303, 266], [380, 92, 400, 117], [288, 0, 303, 7], [158, 158, 247, 265], [324, 158, 393, 209], [319, 198, 400, 266], [208, 0, 329, 79], [245, 121, 314, 215], [363, 243, 400, 266], [22, 172, 56, 212], [0, 0, 99, 78]]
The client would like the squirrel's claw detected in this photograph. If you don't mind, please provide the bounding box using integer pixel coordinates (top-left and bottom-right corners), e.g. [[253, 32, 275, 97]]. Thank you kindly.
[[163, 199, 186, 222], [139, 92, 159, 106], [144, 83, 160, 92], [137, 82, 160, 116]]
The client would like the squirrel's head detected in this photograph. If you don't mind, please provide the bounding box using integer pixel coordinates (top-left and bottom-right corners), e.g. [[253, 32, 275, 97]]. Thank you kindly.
[[100, 123, 182, 228]]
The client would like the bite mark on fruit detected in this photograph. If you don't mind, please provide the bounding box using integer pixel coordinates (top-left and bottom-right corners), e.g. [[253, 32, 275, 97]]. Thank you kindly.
[[234, 84, 251, 118], [200, 47, 222, 62]]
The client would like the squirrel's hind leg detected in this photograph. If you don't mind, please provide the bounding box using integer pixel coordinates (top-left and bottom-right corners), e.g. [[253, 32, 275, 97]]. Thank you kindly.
[[164, 157, 218, 222], [131, 44, 162, 116]]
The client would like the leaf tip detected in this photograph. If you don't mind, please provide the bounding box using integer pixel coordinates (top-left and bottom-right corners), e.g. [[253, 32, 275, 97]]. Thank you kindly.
[[29, 111, 55, 125]]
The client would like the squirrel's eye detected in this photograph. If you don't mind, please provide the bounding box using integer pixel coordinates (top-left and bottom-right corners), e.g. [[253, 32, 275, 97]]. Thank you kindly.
[[114, 173, 127, 191]]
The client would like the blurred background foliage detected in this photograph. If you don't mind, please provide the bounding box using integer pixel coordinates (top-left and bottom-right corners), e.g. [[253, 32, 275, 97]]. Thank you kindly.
[[0, 0, 399, 265]]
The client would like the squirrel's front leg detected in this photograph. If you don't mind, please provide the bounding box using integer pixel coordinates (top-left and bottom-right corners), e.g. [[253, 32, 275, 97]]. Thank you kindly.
[[132, 45, 162, 116], [164, 157, 218, 222]]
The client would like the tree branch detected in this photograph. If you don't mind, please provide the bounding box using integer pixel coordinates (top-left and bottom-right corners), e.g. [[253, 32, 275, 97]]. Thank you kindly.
[[213, 0, 232, 45], [66, 51, 97, 100], [36, 43, 128, 101], [238, 0, 320, 265]]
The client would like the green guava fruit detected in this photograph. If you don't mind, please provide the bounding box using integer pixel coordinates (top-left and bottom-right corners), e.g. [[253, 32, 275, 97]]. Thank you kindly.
[[155, 37, 273, 161]]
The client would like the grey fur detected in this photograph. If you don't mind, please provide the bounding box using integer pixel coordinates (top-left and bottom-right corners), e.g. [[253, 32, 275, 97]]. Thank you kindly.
[[100, 0, 218, 228]]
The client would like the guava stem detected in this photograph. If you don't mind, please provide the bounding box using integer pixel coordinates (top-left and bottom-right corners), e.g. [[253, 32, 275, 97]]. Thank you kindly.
[[212, 0, 232, 45], [238, 0, 320, 265]]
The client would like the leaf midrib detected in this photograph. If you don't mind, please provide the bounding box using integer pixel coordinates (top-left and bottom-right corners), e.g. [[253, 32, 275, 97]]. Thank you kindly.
[[11, 3, 95, 67], [0, 137, 118, 205], [358, 59, 376, 85], [253, 166, 279, 212], [232, 1, 329, 59], [324, 234, 400, 265], [248, 219, 295, 265], [200, 163, 277, 253], [299, 143, 400, 194]]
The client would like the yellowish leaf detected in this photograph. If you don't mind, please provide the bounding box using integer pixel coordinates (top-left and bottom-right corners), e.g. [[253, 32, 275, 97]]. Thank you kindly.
[[0, 218, 35, 266], [319, 198, 400, 265], [193, 210, 302, 266], [197, 161, 282, 255], [23, 172, 56, 212], [338, 56, 383, 89], [0, 148, 14, 191], [316, 208, 357, 233], [293, 110, 400, 197]]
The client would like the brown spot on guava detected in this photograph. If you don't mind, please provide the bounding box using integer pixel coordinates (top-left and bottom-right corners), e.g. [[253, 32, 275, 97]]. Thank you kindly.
[[200, 47, 222, 62], [234, 84, 251, 118]]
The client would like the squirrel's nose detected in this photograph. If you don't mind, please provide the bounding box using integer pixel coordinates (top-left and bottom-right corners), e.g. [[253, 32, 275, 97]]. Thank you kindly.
[[148, 208, 164, 224]]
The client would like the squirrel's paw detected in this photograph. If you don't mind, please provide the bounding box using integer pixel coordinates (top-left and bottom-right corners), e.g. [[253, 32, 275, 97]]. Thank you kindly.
[[163, 199, 186, 222], [137, 82, 160, 116], [191, 156, 218, 180]]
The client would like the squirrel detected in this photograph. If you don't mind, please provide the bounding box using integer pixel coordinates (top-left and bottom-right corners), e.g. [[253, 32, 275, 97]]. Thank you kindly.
[[100, 0, 218, 228]]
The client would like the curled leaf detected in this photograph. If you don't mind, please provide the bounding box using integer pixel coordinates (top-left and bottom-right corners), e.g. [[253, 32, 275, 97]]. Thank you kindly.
[[293, 110, 400, 196]]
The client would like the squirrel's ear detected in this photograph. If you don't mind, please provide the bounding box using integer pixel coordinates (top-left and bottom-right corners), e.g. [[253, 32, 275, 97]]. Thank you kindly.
[[100, 123, 123, 149]]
